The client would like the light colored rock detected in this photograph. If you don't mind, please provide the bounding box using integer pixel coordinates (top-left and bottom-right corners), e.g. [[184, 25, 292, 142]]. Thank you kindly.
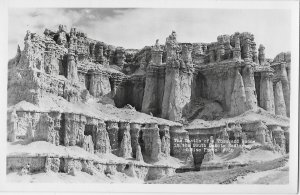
[[45, 157, 60, 172], [135, 144, 144, 161], [274, 81, 287, 116], [124, 162, 137, 177], [142, 124, 162, 162], [230, 70, 247, 116], [202, 136, 215, 162], [89, 73, 111, 98], [242, 64, 257, 111], [67, 52, 78, 82], [82, 135, 94, 154], [260, 72, 275, 113], [7, 110, 18, 142], [94, 123, 111, 154], [169, 126, 194, 167], [106, 121, 119, 155], [119, 122, 133, 158]]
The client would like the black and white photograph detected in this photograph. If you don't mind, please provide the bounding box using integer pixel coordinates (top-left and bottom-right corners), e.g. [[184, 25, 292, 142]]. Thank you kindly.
[[1, 0, 299, 194]]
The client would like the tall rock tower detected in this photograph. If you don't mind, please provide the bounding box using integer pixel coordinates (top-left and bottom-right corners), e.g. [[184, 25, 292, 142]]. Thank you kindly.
[[141, 39, 164, 116], [161, 31, 194, 121]]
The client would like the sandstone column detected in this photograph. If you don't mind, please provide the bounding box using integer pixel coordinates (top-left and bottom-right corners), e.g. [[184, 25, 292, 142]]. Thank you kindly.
[[258, 44, 266, 65], [35, 113, 58, 145], [142, 123, 162, 162], [67, 49, 78, 82], [255, 121, 267, 145], [106, 121, 119, 155], [260, 71, 275, 113], [95, 122, 111, 154], [279, 63, 290, 117], [230, 70, 247, 116], [141, 40, 164, 116], [208, 46, 216, 63], [274, 81, 287, 116], [89, 72, 111, 98], [135, 145, 144, 161], [64, 114, 86, 147], [216, 35, 226, 62], [141, 65, 158, 115], [272, 126, 286, 153], [233, 34, 241, 60], [8, 110, 18, 142], [118, 122, 132, 158], [115, 47, 126, 69], [242, 64, 257, 111], [241, 34, 253, 62], [161, 32, 194, 121], [130, 123, 141, 158], [159, 125, 171, 156], [251, 42, 258, 63]]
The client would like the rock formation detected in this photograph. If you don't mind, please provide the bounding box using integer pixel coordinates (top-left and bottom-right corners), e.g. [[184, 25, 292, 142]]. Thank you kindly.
[[7, 25, 290, 177], [274, 81, 287, 116], [118, 122, 133, 159], [142, 123, 162, 162], [230, 70, 247, 116]]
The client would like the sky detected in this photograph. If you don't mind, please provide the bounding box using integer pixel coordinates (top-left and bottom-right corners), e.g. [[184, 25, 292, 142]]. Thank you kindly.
[[8, 8, 291, 59]]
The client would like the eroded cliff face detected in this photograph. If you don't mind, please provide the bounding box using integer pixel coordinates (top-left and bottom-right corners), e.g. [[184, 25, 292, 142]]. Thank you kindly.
[[8, 27, 290, 121], [7, 26, 290, 178]]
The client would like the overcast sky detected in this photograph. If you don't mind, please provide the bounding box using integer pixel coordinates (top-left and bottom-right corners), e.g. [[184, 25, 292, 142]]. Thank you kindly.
[[8, 8, 291, 59]]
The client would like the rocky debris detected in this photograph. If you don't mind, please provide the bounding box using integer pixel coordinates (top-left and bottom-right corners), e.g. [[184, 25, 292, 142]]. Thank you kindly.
[[194, 101, 223, 121], [82, 160, 95, 175], [123, 104, 136, 110], [124, 162, 137, 177], [18, 163, 31, 176], [68, 167, 77, 176]]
